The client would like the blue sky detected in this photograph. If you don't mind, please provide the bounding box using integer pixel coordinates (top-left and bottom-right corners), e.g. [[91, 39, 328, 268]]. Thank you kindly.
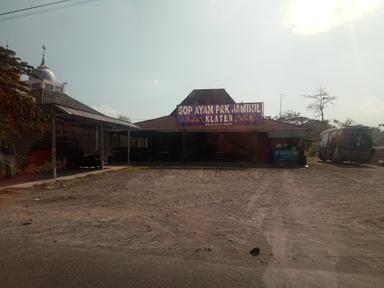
[[1, 0, 383, 126]]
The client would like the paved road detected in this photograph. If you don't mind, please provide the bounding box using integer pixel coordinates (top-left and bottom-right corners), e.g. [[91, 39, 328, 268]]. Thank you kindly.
[[0, 240, 264, 288]]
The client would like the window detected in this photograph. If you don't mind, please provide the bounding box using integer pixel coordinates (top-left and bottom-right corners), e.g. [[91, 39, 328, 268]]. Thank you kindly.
[[134, 137, 149, 148], [111, 134, 119, 146], [45, 84, 54, 91], [321, 133, 328, 146]]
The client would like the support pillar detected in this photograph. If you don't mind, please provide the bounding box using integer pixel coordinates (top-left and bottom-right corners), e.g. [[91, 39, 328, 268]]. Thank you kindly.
[[100, 126, 104, 170], [219, 133, 224, 162], [253, 132, 258, 162], [149, 134, 153, 162], [95, 127, 99, 152], [51, 116, 57, 179], [182, 130, 187, 162], [127, 128, 131, 165]]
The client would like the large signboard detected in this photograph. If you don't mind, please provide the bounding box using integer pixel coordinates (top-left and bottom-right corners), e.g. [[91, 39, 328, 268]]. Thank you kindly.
[[176, 102, 264, 126]]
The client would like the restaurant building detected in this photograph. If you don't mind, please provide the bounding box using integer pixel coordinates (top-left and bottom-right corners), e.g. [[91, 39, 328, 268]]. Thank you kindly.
[[132, 89, 307, 164]]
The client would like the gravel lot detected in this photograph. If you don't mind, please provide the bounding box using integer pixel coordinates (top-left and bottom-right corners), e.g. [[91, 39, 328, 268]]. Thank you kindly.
[[0, 162, 383, 287]]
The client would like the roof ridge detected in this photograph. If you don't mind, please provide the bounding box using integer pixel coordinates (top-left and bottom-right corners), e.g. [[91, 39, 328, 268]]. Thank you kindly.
[[59, 92, 103, 115]]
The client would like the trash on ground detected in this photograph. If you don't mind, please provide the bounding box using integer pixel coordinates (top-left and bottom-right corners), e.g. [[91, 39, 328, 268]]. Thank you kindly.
[[249, 247, 260, 256]]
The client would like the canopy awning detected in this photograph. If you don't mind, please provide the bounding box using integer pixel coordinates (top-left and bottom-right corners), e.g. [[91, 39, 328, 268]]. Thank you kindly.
[[55, 105, 139, 129]]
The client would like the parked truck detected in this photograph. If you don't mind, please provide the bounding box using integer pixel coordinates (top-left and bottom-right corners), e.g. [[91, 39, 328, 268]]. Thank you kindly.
[[319, 127, 373, 163]]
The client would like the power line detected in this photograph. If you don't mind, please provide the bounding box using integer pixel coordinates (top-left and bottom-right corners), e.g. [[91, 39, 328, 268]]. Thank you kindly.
[[0, 0, 97, 22], [0, 0, 71, 17]]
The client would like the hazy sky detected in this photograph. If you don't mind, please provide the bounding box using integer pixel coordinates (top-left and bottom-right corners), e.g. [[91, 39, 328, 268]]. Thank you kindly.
[[1, 0, 383, 126]]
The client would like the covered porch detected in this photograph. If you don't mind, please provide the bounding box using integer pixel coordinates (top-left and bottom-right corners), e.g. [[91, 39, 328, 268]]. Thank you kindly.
[[130, 129, 305, 164], [47, 104, 138, 178]]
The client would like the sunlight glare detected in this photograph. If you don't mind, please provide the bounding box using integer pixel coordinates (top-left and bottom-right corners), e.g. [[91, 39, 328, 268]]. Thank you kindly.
[[284, 0, 383, 34]]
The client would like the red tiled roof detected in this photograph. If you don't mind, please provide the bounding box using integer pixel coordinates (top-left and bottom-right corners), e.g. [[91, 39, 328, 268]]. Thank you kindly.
[[136, 116, 305, 133]]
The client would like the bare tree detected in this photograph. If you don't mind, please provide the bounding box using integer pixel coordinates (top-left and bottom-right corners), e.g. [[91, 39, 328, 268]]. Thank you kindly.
[[304, 87, 336, 122]]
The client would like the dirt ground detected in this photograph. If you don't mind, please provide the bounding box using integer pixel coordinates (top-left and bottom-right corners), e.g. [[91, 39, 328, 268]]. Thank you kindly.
[[0, 161, 384, 287]]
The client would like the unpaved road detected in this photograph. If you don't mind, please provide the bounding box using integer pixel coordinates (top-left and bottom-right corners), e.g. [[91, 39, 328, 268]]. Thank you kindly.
[[0, 162, 383, 287]]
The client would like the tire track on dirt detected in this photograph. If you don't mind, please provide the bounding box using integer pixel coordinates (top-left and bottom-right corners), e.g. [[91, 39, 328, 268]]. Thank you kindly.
[[262, 169, 342, 288]]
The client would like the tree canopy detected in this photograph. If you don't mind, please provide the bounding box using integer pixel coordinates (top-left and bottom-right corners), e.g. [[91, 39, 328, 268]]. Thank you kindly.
[[0, 46, 45, 159], [276, 110, 310, 126], [117, 114, 131, 122], [331, 118, 358, 128]]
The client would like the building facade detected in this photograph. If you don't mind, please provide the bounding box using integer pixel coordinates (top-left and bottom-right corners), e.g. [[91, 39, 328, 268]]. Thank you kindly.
[[132, 89, 307, 164]]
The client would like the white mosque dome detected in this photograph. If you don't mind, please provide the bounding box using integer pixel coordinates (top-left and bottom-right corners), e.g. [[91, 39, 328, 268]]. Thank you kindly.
[[30, 56, 56, 81], [29, 46, 57, 82], [35, 63, 56, 81]]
